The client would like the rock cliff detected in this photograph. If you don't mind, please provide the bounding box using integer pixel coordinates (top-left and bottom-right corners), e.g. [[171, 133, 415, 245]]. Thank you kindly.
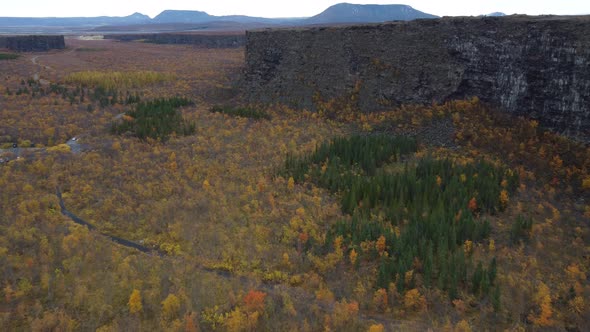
[[0, 35, 65, 52], [244, 16, 590, 141]]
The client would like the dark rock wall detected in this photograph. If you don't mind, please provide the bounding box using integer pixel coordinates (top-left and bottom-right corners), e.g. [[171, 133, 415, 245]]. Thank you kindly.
[[105, 33, 245, 48], [244, 16, 590, 141], [0, 35, 65, 52]]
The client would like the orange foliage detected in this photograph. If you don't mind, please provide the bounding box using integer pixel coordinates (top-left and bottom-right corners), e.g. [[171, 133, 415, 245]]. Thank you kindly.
[[468, 197, 477, 213], [243, 290, 266, 313], [528, 282, 554, 327], [349, 248, 358, 266]]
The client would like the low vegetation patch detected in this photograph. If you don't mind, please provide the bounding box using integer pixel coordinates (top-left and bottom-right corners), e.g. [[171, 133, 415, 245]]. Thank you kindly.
[[0, 53, 19, 60], [111, 97, 195, 141], [65, 70, 175, 90], [210, 105, 271, 120]]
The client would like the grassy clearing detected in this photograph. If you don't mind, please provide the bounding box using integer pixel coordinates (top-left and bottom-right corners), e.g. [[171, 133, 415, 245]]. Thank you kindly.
[[65, 70, 175, 89]]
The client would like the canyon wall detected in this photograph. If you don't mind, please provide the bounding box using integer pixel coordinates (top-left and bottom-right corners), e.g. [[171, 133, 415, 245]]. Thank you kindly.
[[244, 16, 590, 141], [106, 33, 245, 48], [0, 35, 65, 52]]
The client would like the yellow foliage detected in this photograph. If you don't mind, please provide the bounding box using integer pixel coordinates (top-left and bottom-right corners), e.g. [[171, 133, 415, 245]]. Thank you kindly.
[[287, 176, 295, 191], [161, 293, 181, 321], [569, 296, 585, 314], [582, 177, 590, 190], [488, 239, 495, 252], [128, 289, 142, 314], [376, 235, 386, 255], [47, 144, 71, 153], [224, 307, 249, 332], [65, 70, 174, 89], [202, 179, 210, 190], [373, 288, 388, 312], [454, 319, 472, 332], [296, 207, 305, 216], [403, 288, 426, 311], [463, 240, 473, 255], [368, 324, 385, 332], [282, 252, 290, 267]]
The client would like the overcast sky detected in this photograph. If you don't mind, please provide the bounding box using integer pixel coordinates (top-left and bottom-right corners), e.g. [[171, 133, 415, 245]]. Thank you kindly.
[[2, 1, 589, 18]]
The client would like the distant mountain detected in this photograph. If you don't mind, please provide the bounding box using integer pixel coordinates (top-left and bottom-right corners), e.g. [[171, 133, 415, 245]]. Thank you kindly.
[[0, 3, 438, 32], [485, 12, 507, 17], [153, 10, 297, 24], [306, 3, 438, 24], [153, 10, 213, 23], [0, 12, 151, 27]]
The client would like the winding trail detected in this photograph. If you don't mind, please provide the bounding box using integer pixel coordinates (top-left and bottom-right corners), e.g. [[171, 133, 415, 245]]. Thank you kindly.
[[29, 48, 75, 84], [56, 187, 161, 255], [54, 186, 401, 327]]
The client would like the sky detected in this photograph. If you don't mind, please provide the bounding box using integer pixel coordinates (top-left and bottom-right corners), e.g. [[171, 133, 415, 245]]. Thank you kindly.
[[2, 0, 589, 18]]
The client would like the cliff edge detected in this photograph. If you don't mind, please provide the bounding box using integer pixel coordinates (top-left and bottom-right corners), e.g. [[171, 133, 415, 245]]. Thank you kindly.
[[244, 16, 590, 141], [0, 35, 65, 52]]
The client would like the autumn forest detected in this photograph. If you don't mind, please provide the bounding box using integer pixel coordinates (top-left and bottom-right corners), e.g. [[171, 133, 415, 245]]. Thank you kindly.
[[0, 37, 589, 331]]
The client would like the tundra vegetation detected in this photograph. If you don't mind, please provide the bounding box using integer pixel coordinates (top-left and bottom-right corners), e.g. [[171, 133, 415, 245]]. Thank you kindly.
[[0, 38, 588, 331]]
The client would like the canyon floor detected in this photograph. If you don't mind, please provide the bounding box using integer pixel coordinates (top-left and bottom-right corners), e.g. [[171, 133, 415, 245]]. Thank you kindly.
[[0, 38, 589, 331]]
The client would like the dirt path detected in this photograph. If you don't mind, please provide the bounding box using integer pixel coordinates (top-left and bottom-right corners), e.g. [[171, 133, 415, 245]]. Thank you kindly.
[[56, 187, 161, 255], [30, 54, 53, 85], [29, 48, 75, 84]]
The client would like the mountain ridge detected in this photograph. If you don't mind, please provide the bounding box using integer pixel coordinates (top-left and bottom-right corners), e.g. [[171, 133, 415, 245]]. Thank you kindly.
[[0, 3, 439, 29]]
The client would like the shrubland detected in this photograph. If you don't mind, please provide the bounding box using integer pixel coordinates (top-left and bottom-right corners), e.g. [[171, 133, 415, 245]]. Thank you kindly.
[[0, 39, 588, 331]]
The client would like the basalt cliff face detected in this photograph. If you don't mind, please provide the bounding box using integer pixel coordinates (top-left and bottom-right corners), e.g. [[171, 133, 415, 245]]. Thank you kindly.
[[0, 35, 65, 52], [244, 16, 590, 141]]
